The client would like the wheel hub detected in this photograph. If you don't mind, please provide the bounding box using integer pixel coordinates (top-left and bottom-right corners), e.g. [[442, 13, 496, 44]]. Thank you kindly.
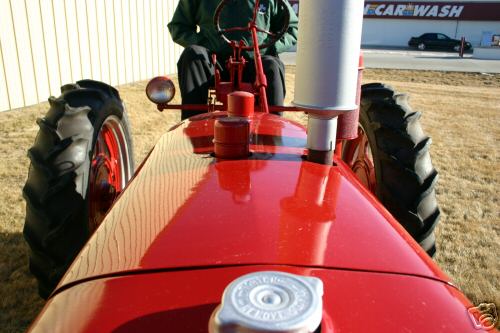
[[92, 155, 118, 202], [89, 122, 125, 233], [343, 126, 377, 193]]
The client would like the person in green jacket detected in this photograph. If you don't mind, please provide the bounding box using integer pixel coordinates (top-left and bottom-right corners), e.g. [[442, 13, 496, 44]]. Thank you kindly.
[[168, 0, 299, 119]]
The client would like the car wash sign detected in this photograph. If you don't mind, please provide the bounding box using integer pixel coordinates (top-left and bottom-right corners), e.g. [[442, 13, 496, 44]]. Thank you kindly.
[[289, 1, 500, 21], [363, 2, 500, 21]]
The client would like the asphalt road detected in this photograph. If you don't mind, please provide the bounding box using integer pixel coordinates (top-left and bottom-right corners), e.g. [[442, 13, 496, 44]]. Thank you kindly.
[[280, 48, 500, 73]]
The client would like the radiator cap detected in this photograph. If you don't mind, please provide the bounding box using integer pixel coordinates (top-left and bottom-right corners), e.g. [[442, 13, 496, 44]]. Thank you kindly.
[[210, 271, 323, 333]]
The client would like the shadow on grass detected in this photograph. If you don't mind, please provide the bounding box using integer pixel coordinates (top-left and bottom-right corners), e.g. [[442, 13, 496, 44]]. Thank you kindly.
[[0, 232, 44, 333]]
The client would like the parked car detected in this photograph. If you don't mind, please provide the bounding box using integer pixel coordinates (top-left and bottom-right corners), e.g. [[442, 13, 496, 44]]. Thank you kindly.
[[408, 33, 472, 51]]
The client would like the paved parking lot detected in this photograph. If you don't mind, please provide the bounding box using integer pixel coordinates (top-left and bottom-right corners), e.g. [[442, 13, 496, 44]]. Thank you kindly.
[[280, 48, 500, 73]]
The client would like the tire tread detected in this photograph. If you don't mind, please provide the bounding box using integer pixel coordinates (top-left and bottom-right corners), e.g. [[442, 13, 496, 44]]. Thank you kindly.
[[23, 82, 132, 298], [358, 83, 440, 254]]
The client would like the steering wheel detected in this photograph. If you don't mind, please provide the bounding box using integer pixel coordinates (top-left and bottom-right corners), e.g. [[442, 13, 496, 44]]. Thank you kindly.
[[214, 0, 290, 51]]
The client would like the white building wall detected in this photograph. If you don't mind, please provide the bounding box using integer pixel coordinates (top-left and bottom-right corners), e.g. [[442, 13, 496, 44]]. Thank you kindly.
[[0, 0, 182, 112], [456, 21, 500, 46], [362, 19, 457, 46]]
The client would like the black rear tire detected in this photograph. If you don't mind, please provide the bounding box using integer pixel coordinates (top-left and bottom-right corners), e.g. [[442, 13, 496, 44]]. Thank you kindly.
[[345, 83, 440, 256], [23, 80, 134, 298]]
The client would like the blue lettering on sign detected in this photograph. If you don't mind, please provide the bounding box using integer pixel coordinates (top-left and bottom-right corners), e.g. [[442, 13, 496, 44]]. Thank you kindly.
[[367, 4, 377, 15], [403, 5, 415, 16]]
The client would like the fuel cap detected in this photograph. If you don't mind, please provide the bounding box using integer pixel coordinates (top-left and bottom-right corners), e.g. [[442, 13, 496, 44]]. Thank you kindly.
[[210, 271, 323, 333]]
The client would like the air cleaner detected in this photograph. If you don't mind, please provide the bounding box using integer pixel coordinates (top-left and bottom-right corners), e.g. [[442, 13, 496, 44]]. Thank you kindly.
[[293, 0, 364, 164], [209, 271, 324, 333]]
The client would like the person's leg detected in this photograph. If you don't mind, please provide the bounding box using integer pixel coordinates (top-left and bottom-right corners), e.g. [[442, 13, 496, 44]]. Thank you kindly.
[[244, 55, 286, 115], [177, 45, 214, 120], [260, 55, 286, 107]]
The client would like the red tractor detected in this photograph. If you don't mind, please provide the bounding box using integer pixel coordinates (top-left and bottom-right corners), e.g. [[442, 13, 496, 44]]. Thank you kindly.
[[23, 0, 491, 332]]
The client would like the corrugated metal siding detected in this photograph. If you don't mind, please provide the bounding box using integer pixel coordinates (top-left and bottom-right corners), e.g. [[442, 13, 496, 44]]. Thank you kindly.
[[0, 0, 182, 112]]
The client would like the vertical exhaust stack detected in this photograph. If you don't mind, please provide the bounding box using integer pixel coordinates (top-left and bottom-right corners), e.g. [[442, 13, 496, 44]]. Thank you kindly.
[[293, 0, 364, 164]]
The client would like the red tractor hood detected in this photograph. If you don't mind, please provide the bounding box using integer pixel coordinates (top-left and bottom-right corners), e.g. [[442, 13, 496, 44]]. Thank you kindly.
[[59, 113, 447, 291], [32, 266, 478, 333]]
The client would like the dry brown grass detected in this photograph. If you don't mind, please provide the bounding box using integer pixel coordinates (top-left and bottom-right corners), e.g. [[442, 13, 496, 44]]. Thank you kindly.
[[0, 68, 499, 332]]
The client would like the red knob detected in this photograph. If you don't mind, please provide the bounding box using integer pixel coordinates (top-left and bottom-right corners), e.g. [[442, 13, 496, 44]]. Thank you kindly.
[[227, 91, 254, 117]]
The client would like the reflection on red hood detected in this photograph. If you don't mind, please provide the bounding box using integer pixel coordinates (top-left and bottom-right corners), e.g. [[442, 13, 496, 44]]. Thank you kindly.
[[59, 113, 447, 292]]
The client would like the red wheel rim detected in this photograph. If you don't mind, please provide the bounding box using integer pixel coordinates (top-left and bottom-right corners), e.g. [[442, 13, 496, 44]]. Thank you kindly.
[[343, 126, 377, 193], [88, 117, 131, 233]]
